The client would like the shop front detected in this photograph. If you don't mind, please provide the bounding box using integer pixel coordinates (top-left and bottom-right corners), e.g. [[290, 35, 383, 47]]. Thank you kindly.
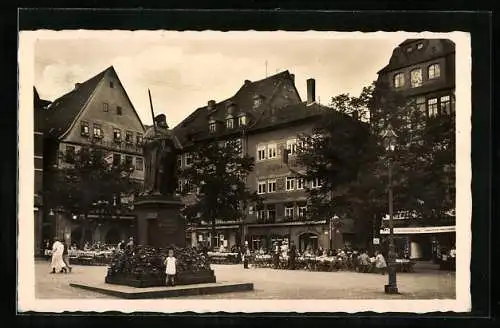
[[380, 225, 455, 260], [188, 225, 240, 250]]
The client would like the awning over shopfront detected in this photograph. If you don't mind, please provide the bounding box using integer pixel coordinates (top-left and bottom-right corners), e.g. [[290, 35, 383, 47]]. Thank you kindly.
[[380, 226, 455, 235]]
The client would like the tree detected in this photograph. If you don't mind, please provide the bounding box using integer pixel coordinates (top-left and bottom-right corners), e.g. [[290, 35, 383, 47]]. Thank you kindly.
[[294, 86, 376, 246], [179, 138, 260, 248], [43, 147, 140, 246]]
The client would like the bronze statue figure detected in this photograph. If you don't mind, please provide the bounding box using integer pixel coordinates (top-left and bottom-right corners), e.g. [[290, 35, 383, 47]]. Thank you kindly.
[[141, 114, 181, 196]]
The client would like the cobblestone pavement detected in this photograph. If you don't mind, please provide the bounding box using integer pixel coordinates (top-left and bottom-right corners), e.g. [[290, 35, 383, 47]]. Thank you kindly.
[[35, 260, 455, 300]]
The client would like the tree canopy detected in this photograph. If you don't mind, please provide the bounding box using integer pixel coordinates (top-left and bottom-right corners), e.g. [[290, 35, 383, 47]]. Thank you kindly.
[[179, 138, 260, 247], [43, 147, 141, 243], [295, 80, 455, 246]]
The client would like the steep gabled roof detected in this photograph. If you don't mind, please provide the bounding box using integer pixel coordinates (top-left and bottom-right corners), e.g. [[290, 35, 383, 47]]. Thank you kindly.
[[43, 67, 108, 138], [33, 86, 51, 109], [173, 70, 301, 146], [378, 39, 455, 74], [42, 66, 144, 138]]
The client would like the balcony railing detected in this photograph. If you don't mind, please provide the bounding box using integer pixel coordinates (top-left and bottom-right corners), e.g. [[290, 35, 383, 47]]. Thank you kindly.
[[89, 137, 143, 153]]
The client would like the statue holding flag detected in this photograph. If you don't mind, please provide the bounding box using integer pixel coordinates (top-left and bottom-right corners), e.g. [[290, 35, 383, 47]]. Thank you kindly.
[[141, 90, 182, 196]]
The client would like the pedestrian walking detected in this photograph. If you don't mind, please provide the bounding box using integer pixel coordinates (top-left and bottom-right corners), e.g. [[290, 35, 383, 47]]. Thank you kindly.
[[50, 237, 67, 274], [164, 249, 177, 287], [62, 240, 72, 273]]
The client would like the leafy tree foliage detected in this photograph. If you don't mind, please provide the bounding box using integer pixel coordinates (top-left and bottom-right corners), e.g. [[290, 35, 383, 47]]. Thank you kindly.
[[179, 138, 260, 248], [43, 147, 140, 245], [296, 79, 455, 247]]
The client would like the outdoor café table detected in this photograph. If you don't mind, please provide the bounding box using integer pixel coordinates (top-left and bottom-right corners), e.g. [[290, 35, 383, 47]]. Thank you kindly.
[[207, 251, 240, 264], [254, 254, 272, 267], [395, 259, 415, 272]]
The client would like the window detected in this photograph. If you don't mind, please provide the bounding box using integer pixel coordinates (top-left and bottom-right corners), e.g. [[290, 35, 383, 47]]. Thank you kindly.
[[177, 179, 183, 193], [112, 154, 121, 166], [440, 95, 451, 114], [209, 121, 216, 133], [393, 73, 405, 88], [257, 145, 266, 161], [286, 139, 297, 155], [410, 68, 423, 88], [177, 155, 182, 168], [257, 209, 265, 221], [428, 63, 441, 79], [296, 177, 305, 190], [298, 206, 307, 218], [113, 129, 121, 142], [285, 206, 295, 219], [235, 138, 243, 155], [103, 103, 109, 112], [135, 157, 143, 171], [238, 114, 247, 127], [416, 96, 426, 113], [311, 177, 321, 189], [267, 180, 277, 193], [185, 153, 193, 166], [286, 177, 295, 191], [427, 98, 438, 117], [268, 144, 277, 159], [125, 155, 133, 166], [417, 43, 424, 50], [136, 133, 143, 145], [253, 97, 263, 109], [267, 206, 276, 222], [93, 124, 103, 138], [116, 106, 123, 116], [80, 122, 89, 136], [125, 131, 133, 144], [407, 47, 413, 53], [257, 181, 267, 194], [64, 145, 75, 163], [226, 117, 234, 129], [109, 81, 114, 88]]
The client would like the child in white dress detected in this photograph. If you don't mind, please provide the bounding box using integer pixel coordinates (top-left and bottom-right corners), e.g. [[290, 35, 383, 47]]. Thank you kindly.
[[164, 249, 177, 287]]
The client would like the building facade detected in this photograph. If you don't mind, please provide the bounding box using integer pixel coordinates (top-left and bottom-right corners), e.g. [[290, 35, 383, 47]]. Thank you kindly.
[[373, 39, 456, 260], [41, 66, 146, 247], [34, 87, 51, 256], [175, 71, 359, 252]]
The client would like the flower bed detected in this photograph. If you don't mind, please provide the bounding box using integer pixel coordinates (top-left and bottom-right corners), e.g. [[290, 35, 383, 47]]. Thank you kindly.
[[105, 245, 215, 287]]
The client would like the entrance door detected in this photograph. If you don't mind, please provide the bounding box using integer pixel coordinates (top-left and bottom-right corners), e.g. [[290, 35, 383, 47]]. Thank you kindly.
[[299, 233, 319, 253]]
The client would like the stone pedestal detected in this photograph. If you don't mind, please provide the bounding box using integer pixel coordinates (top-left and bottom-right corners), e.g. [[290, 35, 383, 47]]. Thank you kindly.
[[133, 195, 185, 248]]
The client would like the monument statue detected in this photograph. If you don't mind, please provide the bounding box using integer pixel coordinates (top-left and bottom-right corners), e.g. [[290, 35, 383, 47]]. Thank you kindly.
[[141, 113, 181, 196]]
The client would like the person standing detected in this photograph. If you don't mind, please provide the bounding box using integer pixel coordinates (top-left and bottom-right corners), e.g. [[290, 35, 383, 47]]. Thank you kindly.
[[288, 241, 297, 270], [374, 250, 387, 275], [50, 237, 67, 274], [164, 249, 177, 287], [242, 241, 250, 269], [273, 242, 280, 269], [62, 240, 72, 273]]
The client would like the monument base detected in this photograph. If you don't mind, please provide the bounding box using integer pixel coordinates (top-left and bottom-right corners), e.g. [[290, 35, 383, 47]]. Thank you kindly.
[[105, 270, 216, 288], [133, 195, 185, 248]]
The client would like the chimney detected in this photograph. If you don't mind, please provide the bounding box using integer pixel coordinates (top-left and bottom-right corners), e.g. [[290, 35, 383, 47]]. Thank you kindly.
[[307, 78, 315, 104], [74, 83, 82, 90], [207, 100, 216, 111], [244, 80, 252, 86]]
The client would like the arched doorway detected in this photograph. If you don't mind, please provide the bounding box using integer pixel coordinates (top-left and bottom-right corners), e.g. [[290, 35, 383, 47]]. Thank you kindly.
[[105, 227, 121, 245], [299, 232, 319, 253]]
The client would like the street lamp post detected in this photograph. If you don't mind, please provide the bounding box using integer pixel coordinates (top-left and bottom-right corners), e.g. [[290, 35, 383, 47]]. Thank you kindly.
[[382, 124, 399, 294]]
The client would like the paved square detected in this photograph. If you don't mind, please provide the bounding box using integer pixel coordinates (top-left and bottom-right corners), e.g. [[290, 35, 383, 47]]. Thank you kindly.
[[35, 260, 455, 299]]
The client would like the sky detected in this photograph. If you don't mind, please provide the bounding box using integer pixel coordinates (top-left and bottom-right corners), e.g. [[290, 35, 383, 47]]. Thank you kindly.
[[34, 31, 403, 127]]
